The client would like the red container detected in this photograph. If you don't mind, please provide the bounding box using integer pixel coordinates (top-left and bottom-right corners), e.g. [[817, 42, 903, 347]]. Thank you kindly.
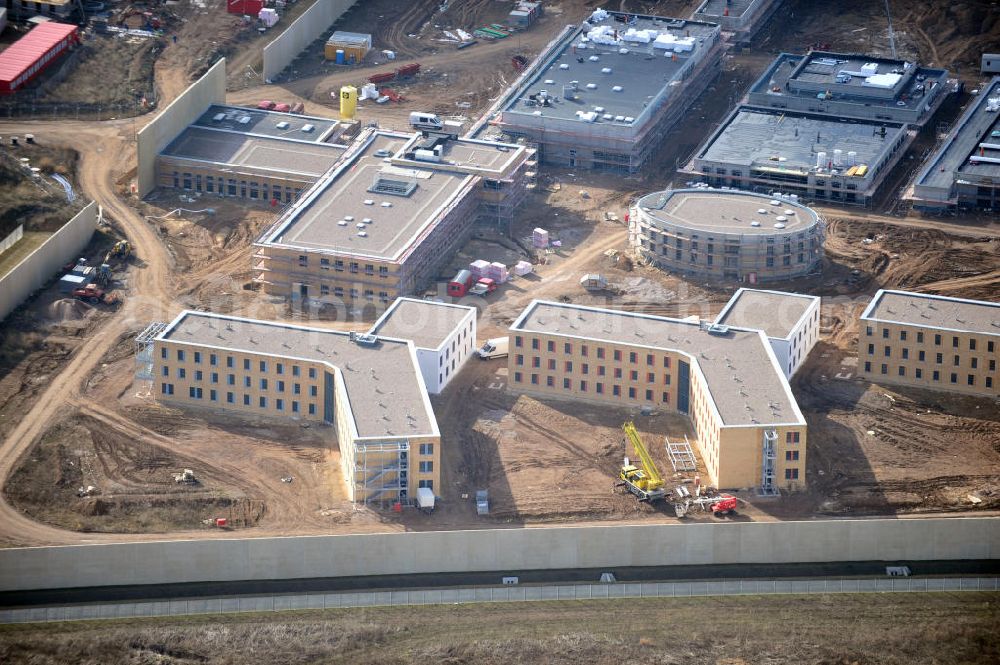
[[257, 100, 276, 110], [273, 102, 291, 112], [0, 23, 80, 95], [368, 71, 396, 84], [215, 518, 228, 527], [396, 63, 421, 77], [228, 0, 264, 15], [448, 269, 474, 297]]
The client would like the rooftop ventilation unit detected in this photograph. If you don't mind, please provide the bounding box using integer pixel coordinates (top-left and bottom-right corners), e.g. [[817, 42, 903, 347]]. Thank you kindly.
[[757, 208, 768, 214], [612, 85, 623, 92], [559, 63, 570, 70], [276, 121, 290, 129], [364, 199, 374, 205], [338, 220, 348, 226], [774, 222, 786, 229], [601, 67, 612, 74], [238, 116, 252, 124], [369, 176, 417, 197], [301, 124, 315, 133], [751, 221, 761, 227], [349, 331, 379, 346], [358, 231, 368, 237], [212, 113, 226, 122], [700, 321, 731, 336]]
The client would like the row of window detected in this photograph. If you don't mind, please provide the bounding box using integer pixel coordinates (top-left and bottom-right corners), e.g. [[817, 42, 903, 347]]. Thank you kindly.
[[316, 284, 391, 301], [866, 344, 997, 371], [173, 172, 302, 203], [315, 257, 391, 277], [162, 384, 319, 413], [513, 356, 673, 384], [512, 372, 670, 402], [645, 242, 809, 267], [866, 326, 995, 353], [863, 363, 993, 387], [161, 368, 321, 395], [512, 337, 672, 367], [161, 348, 318, 377]]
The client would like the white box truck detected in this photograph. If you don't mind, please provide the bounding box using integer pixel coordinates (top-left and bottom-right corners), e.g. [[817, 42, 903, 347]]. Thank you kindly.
[[477, 337, 508, 360], [416, 487, 435, 513]]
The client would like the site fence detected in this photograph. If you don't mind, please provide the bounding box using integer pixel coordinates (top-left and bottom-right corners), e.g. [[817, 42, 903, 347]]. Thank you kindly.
[[2, 577, 997, 624]]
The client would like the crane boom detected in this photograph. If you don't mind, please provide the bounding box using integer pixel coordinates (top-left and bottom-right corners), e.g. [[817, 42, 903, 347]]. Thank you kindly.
[[622, 421, 663, 490]]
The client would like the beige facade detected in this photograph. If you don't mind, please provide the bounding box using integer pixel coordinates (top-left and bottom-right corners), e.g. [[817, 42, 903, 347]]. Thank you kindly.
[[155, 159, 312, 205], [858, 290, 999, 398], [144, 310, 449, 504], [508, 301, 808, 492], [254, 130, 533, 302]]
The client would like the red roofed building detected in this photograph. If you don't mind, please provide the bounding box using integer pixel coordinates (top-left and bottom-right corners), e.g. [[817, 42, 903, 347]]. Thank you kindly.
[[0, 22, 80, 94]]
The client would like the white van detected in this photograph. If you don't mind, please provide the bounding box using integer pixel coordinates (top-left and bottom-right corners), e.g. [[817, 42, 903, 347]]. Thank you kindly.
[[409, 111, 443, 131], [477, 337, 509, 360]]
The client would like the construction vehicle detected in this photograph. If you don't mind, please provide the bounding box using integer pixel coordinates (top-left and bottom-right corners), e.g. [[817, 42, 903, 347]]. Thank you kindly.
[[468, 277, 497, 297], [618, 421, 666, 501], [673, 493, 738, 518], [72, 284, 105, 304]]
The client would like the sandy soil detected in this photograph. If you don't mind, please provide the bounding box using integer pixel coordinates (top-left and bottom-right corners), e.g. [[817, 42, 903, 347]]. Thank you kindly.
[[0, 0, 998, 546]]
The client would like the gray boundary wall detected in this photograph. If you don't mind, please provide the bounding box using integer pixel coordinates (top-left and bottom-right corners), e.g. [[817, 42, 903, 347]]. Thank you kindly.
[[0, 202, 97, 323], [136, 58, 226, 197], [0, 517, 997, 592], [262, 0, 356, 83], [0, 224, 24, 255]]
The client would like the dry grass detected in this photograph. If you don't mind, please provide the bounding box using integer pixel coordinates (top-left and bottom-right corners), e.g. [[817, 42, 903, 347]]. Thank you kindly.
[[0, 593, 997, 664]]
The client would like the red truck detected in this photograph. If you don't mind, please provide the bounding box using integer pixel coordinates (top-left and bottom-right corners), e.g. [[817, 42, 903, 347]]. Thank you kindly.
[[73, 284, 105, 304], [469, 277, 497, 297]]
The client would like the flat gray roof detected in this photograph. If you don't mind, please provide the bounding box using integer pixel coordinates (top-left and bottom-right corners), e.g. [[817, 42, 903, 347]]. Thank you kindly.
[[262, 131, 473, 261], [159, 311, 435, 438], [695, 0, 757, 18], [860, 290, 1000, 336], [699, 106, 905, 174], [512, 301, 802, 427], [716, 289, 818, 339], [752, 54, 946, 115], [501, 12, 718, 125], [193, 104, 342, 142], [370, 298, 475, 350], [161, 127, 346, 178], [638, 189, 820, 235], [917, 77, 1000, 190]]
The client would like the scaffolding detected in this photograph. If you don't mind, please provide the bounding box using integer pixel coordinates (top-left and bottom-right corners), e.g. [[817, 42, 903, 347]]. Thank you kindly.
[[665, 435, 697, 472], [759, 429, 780, 496], [354, 440, 410, 504], [134, 321, 168, 395]]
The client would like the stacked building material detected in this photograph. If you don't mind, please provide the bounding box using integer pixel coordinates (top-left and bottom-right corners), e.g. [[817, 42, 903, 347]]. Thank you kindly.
[[532, 227, 549, 248], [469, 259, 491, 278], [487, 261, 508, 284]]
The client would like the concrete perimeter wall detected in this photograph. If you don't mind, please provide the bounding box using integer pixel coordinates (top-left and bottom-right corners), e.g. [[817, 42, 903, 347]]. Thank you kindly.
[[262, 0, 356, 83], [0, 202, 97, 323], [136, 58, 226, 197], [0, 518, 997, 592], [0, 225, 24, 255]]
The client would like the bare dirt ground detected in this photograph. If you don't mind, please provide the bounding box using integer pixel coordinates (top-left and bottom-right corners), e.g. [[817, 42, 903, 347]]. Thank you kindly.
[[0, 1, 998, 545], [1, 593, 997, 665]]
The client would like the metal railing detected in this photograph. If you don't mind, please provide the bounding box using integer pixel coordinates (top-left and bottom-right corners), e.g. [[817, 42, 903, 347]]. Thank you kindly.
[[1, 577, 996, 624]]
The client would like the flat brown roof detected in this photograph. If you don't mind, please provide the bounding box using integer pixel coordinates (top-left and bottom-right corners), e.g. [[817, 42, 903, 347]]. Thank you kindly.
[[511, 300, 803, 427], [716, 289, 819, 339], [370, 298, 475, 350], [861, 290, 1000, 336], [159, 311, 436, 439]]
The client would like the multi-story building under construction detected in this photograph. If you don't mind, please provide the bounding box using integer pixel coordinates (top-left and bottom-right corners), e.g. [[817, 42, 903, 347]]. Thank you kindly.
[[136, 299, 478, 504], [253, 128, 533, 303], [858, 290, 999, 398], [470, 9, 724, 173], [507, 293, 814, 492]]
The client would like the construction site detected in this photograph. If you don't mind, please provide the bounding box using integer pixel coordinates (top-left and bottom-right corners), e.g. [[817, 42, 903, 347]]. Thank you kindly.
[[0, 0, 995, 636]]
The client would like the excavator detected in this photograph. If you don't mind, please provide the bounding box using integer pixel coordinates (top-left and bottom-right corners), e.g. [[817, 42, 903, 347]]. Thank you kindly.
[[618, 421, 666, 502]]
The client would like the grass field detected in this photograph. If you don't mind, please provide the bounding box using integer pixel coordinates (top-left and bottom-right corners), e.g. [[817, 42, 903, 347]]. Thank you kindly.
[[0, 592, 997, 664], [0, 233, 50, 280]]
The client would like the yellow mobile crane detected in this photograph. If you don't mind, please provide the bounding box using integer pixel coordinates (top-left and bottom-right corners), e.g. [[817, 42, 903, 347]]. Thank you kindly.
[[619, 421, 666, 502]]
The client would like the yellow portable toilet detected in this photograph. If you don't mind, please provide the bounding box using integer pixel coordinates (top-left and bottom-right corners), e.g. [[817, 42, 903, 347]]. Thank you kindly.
[[339, 85, 357, 120]]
